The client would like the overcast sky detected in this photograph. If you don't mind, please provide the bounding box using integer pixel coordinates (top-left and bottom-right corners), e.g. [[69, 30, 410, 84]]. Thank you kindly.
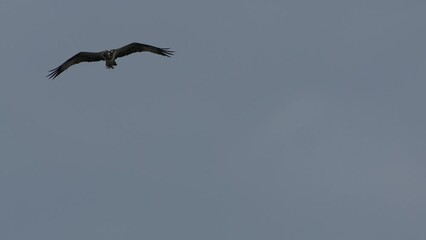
[[1, 0, 425, 239]]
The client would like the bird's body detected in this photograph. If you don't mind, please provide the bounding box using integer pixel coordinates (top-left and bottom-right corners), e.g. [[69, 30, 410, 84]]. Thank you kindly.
[[47, 42, 174, 79], [101, 50, 118, 69]]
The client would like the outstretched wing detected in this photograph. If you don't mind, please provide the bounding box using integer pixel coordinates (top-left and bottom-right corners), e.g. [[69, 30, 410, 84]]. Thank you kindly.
[[114, 42, 174, 59], [47, 52, 104, 79]]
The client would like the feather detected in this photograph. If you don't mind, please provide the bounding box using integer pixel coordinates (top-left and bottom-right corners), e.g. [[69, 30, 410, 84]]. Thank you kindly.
[[114, 42, 174, 58], [47, 52, 103, 79]]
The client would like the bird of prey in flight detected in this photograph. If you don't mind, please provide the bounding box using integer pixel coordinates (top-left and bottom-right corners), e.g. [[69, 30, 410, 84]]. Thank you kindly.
[[47, 42, 174, 79]]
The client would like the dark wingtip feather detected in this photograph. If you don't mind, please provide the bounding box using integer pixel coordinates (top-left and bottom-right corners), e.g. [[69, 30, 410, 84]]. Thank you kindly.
[[160, 48, 175, 57], [47, 66, 61, 79]]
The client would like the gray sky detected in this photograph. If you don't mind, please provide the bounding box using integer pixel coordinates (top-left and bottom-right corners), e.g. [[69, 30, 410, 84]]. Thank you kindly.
[[1, 0, 425, 239]]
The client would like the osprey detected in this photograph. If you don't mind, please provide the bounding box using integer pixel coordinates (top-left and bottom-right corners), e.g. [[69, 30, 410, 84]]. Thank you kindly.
[[47, 42, 174, 79]]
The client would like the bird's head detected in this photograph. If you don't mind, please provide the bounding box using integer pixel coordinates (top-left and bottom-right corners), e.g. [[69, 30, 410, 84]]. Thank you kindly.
[[101, 50, 114, 59]]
